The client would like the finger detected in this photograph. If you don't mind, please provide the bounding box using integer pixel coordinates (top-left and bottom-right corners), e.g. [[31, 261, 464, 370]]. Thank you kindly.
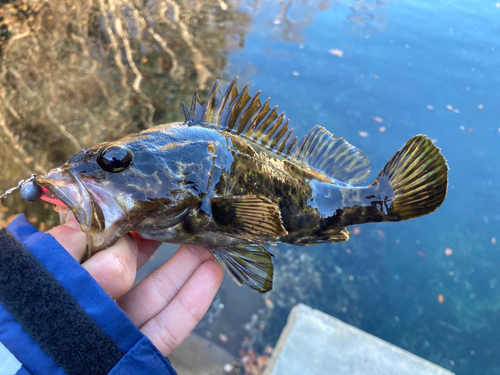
[[46, 217, 87, 262], [140, 259, 223, 356], [129, 231, 162, 269], [117, 245, 215, 327], [82, 234, 139, 300]]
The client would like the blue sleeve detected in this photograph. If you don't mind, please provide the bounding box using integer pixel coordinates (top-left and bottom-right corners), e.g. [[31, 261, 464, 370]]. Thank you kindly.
[[0, 214, 177, 375]]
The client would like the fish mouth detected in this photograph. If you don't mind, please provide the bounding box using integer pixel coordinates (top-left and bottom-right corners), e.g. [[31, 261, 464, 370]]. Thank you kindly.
[[35, 169, 105, 234]]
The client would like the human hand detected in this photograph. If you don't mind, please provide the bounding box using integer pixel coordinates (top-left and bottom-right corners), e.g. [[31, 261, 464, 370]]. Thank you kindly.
[[47, 218, 223, 356]]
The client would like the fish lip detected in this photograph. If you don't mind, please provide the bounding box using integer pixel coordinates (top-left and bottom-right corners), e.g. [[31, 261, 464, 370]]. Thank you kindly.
[[35, 169, 105, 233]]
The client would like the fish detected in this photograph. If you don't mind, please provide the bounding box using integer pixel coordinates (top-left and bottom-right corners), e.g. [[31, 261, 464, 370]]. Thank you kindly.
[[13, 78, 449, 292]]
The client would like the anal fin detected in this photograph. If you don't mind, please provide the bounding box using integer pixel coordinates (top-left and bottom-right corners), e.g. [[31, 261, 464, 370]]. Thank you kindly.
[[294, 227, 350, 245], [211, 195, 288, 242], [210, 244, 274, 293]]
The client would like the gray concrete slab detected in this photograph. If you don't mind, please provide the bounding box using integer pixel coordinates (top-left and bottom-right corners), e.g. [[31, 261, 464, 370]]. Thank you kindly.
[[168, 332, 236, 375], [264, 304, 454, 375]]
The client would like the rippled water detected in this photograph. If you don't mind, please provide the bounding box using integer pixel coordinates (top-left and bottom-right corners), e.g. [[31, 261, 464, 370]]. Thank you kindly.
[[1, 1, 499, 374]]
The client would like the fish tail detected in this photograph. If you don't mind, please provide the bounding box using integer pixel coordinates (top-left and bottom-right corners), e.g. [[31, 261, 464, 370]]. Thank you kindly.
[[370, 135, 448, 221]]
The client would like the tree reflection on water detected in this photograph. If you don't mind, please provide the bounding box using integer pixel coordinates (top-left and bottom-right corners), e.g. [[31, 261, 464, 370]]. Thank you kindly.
[[0, 0, 251, 227]]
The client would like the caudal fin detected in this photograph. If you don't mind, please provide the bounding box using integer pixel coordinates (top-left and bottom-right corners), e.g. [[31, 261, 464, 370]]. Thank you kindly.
[[373, 135, 448, 221]]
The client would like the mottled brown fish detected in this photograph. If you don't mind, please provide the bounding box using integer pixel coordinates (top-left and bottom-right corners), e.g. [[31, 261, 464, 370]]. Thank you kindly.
[[17, 78, 449, 292]]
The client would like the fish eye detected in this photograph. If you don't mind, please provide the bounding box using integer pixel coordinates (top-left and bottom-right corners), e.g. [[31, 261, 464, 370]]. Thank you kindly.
[[97, 145, 133, 173]]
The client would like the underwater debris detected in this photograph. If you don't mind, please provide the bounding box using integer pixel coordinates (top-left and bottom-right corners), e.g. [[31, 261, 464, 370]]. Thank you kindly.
[[328, 49, 344, 57], [417, 250, 427, 258], [219, 333, 229, 343], [358, 130, 369, 137]]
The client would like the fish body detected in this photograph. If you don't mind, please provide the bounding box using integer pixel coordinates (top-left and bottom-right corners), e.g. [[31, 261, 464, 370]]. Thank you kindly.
[[31, 78, 448, 292]]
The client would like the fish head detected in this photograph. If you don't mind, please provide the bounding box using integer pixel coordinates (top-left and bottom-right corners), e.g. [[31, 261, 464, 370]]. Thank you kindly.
[[35, 126, 202, 251]]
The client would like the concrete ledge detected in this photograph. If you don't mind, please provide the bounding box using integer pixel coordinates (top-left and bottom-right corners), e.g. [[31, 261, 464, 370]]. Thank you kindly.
[[264, 304, 454, 375], [168, 332, 235, 375]]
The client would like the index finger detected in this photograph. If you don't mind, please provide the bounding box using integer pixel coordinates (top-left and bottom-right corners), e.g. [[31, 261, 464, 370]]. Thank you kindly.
[[47, 219, 161, 267]]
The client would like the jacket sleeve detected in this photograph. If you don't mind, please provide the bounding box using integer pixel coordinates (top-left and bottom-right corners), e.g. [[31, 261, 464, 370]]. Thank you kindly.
[[0, 214, 177, 375]]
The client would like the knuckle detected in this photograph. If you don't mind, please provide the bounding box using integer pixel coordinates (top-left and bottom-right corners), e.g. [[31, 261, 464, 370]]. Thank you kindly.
[[148, 267, 178, 301], [154, 317, 178, 354], [106, 251, 135, 293]]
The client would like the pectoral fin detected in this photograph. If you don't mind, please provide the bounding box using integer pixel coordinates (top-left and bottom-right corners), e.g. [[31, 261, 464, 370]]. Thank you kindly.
[[211, 195, 288, 242], [210, 244, 274, 293]]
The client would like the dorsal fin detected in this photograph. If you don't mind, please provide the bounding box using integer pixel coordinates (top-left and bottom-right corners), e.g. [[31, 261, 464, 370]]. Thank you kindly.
[[183, 78, 370, 185], [290, 125, 370, 185], [183, 77, 298, 156]]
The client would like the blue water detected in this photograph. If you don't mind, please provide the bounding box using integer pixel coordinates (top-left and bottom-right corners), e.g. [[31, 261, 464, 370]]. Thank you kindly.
[[212, 1, 500, 373]]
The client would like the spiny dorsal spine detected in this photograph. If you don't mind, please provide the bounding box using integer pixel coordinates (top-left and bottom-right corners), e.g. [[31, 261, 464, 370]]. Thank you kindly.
[[183, 78, 298, 157], [183, 78, 370, 185]]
